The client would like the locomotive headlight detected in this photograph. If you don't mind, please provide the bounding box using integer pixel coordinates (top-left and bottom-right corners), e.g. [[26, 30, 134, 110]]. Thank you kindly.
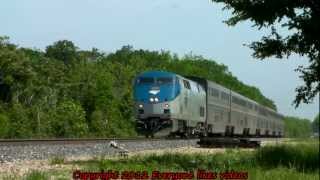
[[149, 97, 154, 102], [164, 103, 169, 108], [138, 104, 143, 108], [154, 97, 159, 102]]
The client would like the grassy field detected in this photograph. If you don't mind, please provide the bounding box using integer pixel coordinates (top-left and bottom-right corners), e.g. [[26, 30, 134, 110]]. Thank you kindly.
[[2, 139, 319, 180]]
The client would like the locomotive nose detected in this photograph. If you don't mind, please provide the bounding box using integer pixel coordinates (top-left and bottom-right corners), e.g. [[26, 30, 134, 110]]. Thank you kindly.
[[149, 86, 160, 95], [149, 86, 160, 102], [134, 73, 177, 121], [135, 85, 172, 119], [137, 101, 171, 119]]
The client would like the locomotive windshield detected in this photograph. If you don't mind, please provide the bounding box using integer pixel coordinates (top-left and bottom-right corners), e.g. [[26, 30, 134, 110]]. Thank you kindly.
[[137, 77, 173, 85], [156, 77, 173, 85], [137, 77, 154, 84], [134, 71, 180, 103]]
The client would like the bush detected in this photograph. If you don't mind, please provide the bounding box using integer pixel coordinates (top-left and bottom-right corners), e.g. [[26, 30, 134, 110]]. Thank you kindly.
[[256, 143, 319, 171], [0, 113, 9, 138], [51, 100, 89, 138], [284, 116, 313, 138], [90, 109, 107, 136], [6, 103, 34, 138]]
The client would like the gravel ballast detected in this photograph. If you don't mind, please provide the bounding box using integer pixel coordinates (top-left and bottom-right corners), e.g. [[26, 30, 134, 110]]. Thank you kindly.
[[0, 139, 198, 163]]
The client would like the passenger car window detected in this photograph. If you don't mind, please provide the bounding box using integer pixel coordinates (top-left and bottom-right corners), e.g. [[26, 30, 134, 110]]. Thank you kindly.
[[200, 106, 205, 117], [183, 80, 191, 89], [232, 96, 247, 107], [212, 88, 219, 97], [221, 92, 230, 101]]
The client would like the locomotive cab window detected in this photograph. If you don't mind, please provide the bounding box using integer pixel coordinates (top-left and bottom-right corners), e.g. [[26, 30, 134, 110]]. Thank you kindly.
[[156, 77, 173, 85], [137, 77, 154, 84]]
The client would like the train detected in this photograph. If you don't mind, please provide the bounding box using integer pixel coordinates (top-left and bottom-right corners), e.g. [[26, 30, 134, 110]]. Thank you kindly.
[[133, 70, 284, 138]]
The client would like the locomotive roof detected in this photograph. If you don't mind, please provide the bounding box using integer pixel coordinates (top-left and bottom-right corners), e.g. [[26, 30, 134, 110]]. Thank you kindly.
[[137, 71, 177, 77]]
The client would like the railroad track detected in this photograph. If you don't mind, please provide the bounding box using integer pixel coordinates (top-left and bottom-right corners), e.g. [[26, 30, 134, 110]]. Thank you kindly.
[[0, 137, 178, 146], [0, 137, 288, 162], [197, 137, 287, 148], [0, 137, 198, 162], [0, 137, 285, 146]]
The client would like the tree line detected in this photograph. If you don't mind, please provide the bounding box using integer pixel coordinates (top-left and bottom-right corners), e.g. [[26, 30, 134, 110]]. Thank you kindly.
[[284, 116, 313, 138], [0, 36, 314, 138]]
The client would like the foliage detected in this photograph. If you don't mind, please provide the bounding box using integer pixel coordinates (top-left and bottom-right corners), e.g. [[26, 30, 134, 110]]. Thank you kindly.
[[6, 103, 34, 138], [212, 0, 320, 107], [256, 143, 319, 171], [284, 116, 313, 138], [313, 114, 319, 133], [50, 100, 89, 138], [0, 36, 280, 138], [0, 113, 9, 138], [24, 170, 48, 180], [45, 40, 78, 65], [49, 156, 65, 165], [89, 109, 108, 136]]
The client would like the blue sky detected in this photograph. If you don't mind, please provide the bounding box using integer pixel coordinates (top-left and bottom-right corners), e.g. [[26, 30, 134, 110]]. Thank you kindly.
[[1, 0, 318, 120]]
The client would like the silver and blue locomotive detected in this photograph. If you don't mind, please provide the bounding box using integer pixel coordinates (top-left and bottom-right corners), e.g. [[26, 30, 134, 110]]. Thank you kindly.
[[133, 70, 284, 138]]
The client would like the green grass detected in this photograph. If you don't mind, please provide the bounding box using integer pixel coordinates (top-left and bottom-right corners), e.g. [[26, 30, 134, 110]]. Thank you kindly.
[[287, 138, 320, 143], [4, 141, 319, 180], [49, 156, 65, 165], [2, 174, 19, 180], [24, 171, 48, 180], [256, 143, 319, 172], [247, 167, 318, 180], [67, 142, 319, 180]]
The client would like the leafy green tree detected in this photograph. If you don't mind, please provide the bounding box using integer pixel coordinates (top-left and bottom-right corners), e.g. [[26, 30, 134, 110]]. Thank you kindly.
[[0, 113, 9, 138], [0, 37, 35, 105], [78, 48, 104, 62], [284, 116, 312, 138], [90, 109, 108, 136], [6, 103, 34, 138], [50, 100, 88, 138], [313, 114, 319, 134], [212, 0, 320, 107], [45, 40, 78, 65]]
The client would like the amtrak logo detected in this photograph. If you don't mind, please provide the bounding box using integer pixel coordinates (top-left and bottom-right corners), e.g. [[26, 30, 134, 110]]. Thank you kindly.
[[149, 89, 160, 95]]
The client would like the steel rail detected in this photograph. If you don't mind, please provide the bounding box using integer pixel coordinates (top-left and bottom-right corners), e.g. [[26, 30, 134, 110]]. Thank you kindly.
[[0, 137, 287, 147], [0, 137, 199, 146], [0, 137, 154, 145]]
